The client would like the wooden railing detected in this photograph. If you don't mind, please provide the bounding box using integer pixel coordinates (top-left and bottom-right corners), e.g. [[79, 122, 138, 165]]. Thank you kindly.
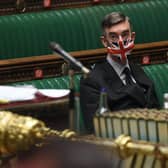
[[0, 41, 167, 84], [0, 0, 143, 15]]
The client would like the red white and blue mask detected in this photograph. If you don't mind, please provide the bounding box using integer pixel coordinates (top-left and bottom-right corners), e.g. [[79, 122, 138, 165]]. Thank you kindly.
[[107, 35, 135, 62]]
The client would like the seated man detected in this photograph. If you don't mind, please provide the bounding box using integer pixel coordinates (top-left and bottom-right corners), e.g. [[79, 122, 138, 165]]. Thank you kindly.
[[80, 12, 160, 133]]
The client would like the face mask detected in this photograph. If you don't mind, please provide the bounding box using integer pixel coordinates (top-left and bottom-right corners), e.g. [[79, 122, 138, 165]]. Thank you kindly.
[[107, 36, 135, 62]]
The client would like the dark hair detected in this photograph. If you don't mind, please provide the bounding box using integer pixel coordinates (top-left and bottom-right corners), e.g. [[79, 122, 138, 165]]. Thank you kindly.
[[101, 12, 131, 33]]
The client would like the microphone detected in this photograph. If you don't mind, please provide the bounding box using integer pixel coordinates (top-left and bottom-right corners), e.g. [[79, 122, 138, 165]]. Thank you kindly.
[[50, 42, 90, 74]]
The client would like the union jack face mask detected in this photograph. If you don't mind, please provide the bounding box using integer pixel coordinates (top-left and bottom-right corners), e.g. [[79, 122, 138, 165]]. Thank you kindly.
[[107, 36, 134, 63]]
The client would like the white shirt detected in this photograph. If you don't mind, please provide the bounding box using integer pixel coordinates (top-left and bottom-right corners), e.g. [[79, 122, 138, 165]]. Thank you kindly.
[[106, 55, 136, 85]]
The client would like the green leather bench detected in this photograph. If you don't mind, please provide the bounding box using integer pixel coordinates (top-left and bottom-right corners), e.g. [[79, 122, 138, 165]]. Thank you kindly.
[[11, 63, 168, 108], [9, 63, 168, 133], [1, 0, 168, 132], [143, 63, 168, 108], [0, 0, 167, 59], [1, 0, 168, 98]]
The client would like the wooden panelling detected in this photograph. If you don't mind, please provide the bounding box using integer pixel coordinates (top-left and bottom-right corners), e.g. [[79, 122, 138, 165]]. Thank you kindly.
[[0, 0, 143, 15], [0, 41, 167, 84]]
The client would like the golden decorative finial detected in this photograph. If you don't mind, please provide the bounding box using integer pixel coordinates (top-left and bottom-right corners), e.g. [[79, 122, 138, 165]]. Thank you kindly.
[[0, 111, 76, 155], [1, 110, 168, 162], [114, 134, 156, 158]]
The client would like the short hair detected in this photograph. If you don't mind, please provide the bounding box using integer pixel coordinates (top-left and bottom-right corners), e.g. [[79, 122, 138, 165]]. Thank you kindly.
[[101, 12, 131, 33]]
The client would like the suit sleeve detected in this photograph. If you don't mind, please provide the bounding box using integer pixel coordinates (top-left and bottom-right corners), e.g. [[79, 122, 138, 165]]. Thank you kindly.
[[148, 83, 161, 109], [135, 64, 161, 109], [80, 76, 100, 133]]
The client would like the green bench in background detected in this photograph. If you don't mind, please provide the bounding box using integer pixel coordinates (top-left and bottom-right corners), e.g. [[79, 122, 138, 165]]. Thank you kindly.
[[0, 0, 167, 60], [0, 0, 167, 85], [11, 63, 168, 108], [9, 63, 168, 133], [143, 63, 168, 108], [0, 0, 167, 84], [0, 0, 167, 83], [0, 0, 168, 132]]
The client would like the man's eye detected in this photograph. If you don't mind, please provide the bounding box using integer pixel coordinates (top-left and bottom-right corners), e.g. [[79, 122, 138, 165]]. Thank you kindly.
[[111, 35, 116, 38], [122, 32, 130, 39], [110, 35, 118, 41]]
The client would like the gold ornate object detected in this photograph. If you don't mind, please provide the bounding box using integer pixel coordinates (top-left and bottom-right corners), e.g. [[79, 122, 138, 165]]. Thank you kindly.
[[114, 134, 155, 158], [1, 110, 168, 161], [0, 111, 76, 155], [73, 135, 168, 160], [0, 111, 45, 155], [114, 134, 133, 158]]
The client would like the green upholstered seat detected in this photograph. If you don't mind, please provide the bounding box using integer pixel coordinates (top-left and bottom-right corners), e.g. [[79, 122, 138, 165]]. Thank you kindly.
[[143, 64, 168, 108], [11, 63, 168, 108], [0, 0, 167, 59], [8, 63, 168, 133], [11, 74, 81, 91]]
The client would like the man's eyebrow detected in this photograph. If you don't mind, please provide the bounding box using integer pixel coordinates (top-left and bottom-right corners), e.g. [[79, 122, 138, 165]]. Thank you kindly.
[[108, 32, 117, 36], [108, 30, 130, 35], [122, 30, 130, 34]]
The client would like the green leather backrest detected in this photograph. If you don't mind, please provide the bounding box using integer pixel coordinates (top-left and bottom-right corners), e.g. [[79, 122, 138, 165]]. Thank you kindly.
[[0, 0, 167, 59], [12, 74, 81, 92], [11, 63, 168, 108], [143, 63, 168, 107], [10, 63, 168, 134]]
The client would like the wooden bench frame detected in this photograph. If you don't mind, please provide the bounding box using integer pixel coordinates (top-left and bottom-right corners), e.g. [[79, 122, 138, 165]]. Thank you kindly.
[[0, 41, 167, 84], [0, 0, 143, 16]]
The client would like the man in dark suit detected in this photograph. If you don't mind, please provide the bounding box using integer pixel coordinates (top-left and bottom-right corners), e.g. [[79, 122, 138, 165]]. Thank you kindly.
[[80, 12, 159, 133]]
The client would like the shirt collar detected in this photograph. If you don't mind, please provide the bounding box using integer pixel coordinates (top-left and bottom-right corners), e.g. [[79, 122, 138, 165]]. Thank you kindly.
[[106, 54, 130, 76]]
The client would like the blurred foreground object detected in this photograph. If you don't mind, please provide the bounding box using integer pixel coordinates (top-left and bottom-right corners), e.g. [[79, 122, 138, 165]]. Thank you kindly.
[[16, 0, 26, 12], [0, 111, 75, 155], [1, 111, 168, 168], [94, 108, 168, 143]]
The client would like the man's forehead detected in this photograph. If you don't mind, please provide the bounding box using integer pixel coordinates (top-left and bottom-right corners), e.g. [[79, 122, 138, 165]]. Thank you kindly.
[[104, 20, 131, 34], [108, 29, 130, 35]]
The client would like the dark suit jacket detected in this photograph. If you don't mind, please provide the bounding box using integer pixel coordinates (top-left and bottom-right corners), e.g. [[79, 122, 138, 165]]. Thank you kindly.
[[80, 61, 160, 132]]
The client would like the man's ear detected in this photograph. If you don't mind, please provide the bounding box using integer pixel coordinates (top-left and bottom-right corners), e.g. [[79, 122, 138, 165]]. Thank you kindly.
[[131, 32, 136, 41], [100, 35, 108, 48]]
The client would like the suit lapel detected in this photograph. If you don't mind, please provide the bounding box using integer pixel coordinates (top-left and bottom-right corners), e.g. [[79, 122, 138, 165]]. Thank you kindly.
[[130, 63, 152, 87], [100, 61, 126, 99], [99, 61, 153, 107], [129, 63, 154, 105]]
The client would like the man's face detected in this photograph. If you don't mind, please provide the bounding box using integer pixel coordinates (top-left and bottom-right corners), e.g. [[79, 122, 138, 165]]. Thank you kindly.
[[101, 20, 135, 64], [104, 20, 132, 45]]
